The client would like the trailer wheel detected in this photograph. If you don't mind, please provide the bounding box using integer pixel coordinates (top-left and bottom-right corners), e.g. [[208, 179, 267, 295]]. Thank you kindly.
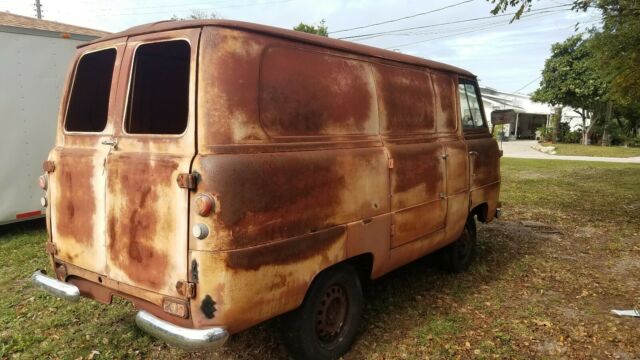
[[438, 215, 477, 273], [280, 264, 363, 360]]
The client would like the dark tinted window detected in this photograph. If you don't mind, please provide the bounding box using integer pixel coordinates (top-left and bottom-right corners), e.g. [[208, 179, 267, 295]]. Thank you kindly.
[[125, 40, 190, 135], [65, 49, 116, 132]]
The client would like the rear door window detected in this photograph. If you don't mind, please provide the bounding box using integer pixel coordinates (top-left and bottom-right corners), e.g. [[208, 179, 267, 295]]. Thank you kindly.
[[124, 40, 190, 135], [65, 48, 116, 132]]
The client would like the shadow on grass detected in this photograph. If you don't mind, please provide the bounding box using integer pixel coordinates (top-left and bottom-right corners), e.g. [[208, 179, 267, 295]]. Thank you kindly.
[[0, 218, 45, 238], [208, 218, 551, 359]]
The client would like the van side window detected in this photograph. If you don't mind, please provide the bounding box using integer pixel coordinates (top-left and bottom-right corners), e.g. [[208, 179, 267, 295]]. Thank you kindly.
[[431, 73, 457, 133], [374, 64, 435, 134], [125, 40, 190, 135], [65, 49, 116, 132], [260, 47, 377, 137], [458, 81, 485, 128]]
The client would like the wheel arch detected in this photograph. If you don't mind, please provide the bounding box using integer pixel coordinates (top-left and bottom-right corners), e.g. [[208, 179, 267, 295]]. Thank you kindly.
[[470, 202, 488, 223]]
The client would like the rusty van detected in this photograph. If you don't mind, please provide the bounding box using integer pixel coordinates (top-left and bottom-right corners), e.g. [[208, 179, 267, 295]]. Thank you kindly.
[[32, 19, 501, 359]]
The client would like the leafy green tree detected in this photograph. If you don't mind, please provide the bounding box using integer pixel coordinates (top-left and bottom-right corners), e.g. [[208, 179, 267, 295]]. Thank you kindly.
[[488, 0, 640, 110], [531, 35, 607, 144], [487, 0, 590, 20], [293, 19, 329, 37], [588, 0, 640, 107]]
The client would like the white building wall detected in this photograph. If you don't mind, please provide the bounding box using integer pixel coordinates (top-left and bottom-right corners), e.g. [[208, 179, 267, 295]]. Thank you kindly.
[[480, 86, 590, 131]]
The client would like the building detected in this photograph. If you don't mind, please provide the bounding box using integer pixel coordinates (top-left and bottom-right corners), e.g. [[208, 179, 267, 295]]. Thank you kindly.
[[480, 86, 589, 140]]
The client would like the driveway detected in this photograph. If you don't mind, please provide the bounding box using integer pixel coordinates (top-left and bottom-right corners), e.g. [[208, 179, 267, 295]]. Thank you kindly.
[[500, 140, 640, 164]]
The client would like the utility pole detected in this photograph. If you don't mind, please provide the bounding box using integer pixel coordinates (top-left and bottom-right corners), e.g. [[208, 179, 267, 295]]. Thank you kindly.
[[34, 0, 43, 19]]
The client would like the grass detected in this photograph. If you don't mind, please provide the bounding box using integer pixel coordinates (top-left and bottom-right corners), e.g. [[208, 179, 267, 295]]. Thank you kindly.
[[1, 158, 640, 359], [541, 142, 640, 157]]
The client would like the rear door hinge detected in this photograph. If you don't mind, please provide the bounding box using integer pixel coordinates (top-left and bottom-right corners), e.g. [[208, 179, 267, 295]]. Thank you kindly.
[[176, 280, 196, 299], [45, 242, 58, 255], [388, 158, 394, 169], [177, 173, 198, 190], [42, 160, 55, 173]]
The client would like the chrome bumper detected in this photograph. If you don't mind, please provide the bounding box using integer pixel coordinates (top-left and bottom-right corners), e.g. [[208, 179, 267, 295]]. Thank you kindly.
[[135, 310, 229, 352], [31, 270, 80, 301], [31, 270, 228, 351]]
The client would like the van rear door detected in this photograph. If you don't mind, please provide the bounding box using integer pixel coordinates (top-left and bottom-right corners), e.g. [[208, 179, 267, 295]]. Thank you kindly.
[[50, 40, 125, 275], [104, 29, 200, 298]]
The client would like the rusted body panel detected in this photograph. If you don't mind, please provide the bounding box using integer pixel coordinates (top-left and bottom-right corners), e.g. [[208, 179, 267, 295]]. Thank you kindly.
[[41, 20, 501, 339]]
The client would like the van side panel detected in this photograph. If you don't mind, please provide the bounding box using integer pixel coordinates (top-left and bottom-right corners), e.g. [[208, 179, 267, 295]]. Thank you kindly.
[[191, 27, 390, 331], [189, 149, 389, 251], [196, 28, 267, 146], [386, 142, 446, 248], [467, 134, 501, 221]]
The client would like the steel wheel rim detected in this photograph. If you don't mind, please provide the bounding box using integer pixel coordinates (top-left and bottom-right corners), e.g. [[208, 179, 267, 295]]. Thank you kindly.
[[315, 284, 348, 345]]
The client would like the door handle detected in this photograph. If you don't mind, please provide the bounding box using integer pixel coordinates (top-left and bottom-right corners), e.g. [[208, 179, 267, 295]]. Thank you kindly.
[[469, 151, 479, 157], [101, 138, 118, 150]]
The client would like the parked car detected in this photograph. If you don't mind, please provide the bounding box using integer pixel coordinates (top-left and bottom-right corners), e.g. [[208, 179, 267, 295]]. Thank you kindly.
[[32, 19, 501, 360]]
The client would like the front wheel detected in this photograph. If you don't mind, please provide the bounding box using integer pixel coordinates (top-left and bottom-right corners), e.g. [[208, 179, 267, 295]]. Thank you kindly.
[[280, 264, 363, 360], [438, 214, 477, 273]]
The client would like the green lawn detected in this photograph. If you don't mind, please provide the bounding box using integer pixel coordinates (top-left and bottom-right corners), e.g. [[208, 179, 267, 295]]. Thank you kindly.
[[542, 143, 640, 157], [1, 159, 639, 359]]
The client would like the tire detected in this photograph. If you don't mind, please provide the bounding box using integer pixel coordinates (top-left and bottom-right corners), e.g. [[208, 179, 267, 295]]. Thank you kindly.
[[438, 214, 477, 273], [280, 264, 363, 360]]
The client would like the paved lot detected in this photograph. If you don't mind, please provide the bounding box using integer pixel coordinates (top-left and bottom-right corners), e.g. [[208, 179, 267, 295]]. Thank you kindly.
[[500, 140, 640, 163]]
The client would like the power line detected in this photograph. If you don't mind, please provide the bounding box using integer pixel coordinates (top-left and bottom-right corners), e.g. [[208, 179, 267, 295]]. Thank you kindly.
[[349, 18, 511, 42], [511, 75, 542, 94], [330, 0, 474, 34], [386, 22, 513, 50], [338, 4, 572, 40], [384, 10, 566, 49]]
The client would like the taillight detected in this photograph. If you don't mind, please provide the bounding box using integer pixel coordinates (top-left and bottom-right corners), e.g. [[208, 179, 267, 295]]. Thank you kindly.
[[38, 174, 48, 190], [194, 194, 215, 216]]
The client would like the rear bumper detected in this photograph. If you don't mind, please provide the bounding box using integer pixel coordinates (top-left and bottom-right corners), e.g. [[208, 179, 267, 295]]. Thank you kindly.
[[135, 310, 229, 351], [31, 270, 229, 352], [31, 270, 80, 301]]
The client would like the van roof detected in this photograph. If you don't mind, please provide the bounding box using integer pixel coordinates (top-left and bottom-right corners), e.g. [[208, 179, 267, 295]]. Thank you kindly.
[[80, 19, 475, 77]]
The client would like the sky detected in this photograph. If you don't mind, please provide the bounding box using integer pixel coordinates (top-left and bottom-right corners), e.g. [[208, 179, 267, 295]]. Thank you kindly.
[[0, 0, 600, 94]]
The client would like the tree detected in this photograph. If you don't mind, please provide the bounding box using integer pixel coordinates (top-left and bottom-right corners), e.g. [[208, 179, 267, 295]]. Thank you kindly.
[[531, 35, 607, 144], [488, 0, 640, 109], [588, 0, 640, 107], [171, 9, 219, 20], [487, 0, 591, 20], [293, 19, 329, 37]]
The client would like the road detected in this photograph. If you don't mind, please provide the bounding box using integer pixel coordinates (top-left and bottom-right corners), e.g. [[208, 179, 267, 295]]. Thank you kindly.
[[499, 140, 640, 163]]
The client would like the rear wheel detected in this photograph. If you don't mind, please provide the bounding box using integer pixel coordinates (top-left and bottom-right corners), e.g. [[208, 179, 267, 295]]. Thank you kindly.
[[438, 215, 477, 273], [280, 264, 363, 360]]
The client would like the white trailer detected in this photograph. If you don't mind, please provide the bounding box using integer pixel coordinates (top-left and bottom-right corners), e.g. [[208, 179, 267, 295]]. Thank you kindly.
[[0, 12, 107, 225]]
